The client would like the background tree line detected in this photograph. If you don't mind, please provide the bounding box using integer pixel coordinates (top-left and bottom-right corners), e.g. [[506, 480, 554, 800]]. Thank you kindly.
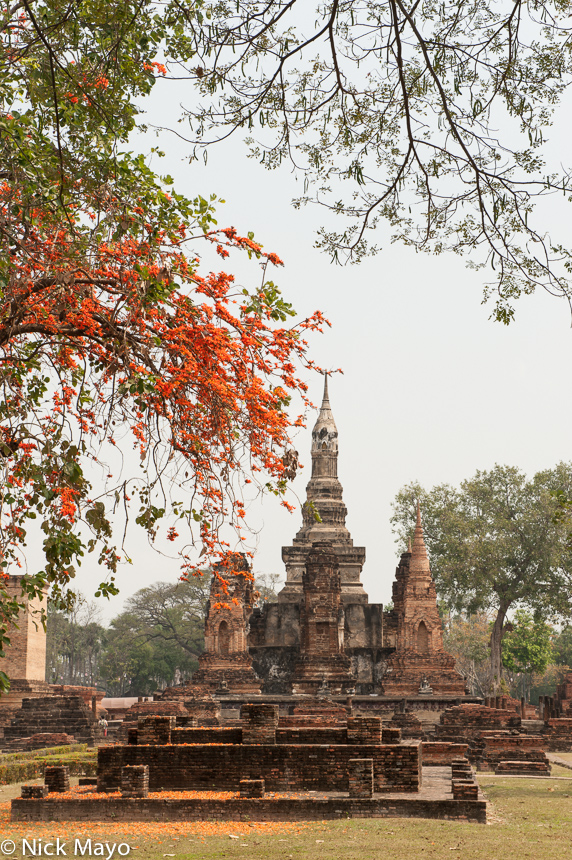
[[46, 578, 209, 696], [443, 610, 572, 703]]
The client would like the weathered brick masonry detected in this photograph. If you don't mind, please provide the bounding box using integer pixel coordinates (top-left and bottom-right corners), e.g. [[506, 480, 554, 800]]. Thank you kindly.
[[435, 704, 521, 745], [157, 724, 403, 748], [495, 760, 551, 775], [472, 734, 549, 771], [422, 742, 470, 765], [543, 718, 572, 752], [3, 696, 97, 748], [96, 741, 421, 794], [11, 793, 487, 824]]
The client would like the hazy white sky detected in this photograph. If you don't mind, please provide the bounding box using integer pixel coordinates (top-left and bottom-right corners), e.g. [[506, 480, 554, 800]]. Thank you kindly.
[[73, 58, 572, 622]]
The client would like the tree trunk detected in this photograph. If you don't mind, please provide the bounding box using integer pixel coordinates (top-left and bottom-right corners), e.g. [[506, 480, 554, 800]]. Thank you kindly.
[[490, 603, 510, 694]]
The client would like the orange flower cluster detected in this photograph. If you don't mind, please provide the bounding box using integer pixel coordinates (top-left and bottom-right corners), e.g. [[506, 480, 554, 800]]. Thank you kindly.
[[0, 173, 327, 590]]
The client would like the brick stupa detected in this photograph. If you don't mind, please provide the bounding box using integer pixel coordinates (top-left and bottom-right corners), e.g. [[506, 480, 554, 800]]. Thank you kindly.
[[189, 554, 262, 695], [382, 505, 466, 696]]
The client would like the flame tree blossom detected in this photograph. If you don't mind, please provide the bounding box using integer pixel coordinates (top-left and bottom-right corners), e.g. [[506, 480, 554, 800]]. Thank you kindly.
[[0, 0, 325, 690]]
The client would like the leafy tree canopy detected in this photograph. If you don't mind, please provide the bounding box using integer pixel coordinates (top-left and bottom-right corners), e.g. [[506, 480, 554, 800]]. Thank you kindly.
[[553, 624, 572, 668], [443, 612, 493, 697], [46, 596, 105, 686], [99, 578, 210, 696], [0, 0, 325, 691], [392, 463, 572, 691], [180, 0, 572, 323], [502, 608, 554, 676]]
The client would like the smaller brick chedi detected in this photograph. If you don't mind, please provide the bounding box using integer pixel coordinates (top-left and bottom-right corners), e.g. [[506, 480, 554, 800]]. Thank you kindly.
[[382, 505, 467, 696], [190, 553, 262, 694]]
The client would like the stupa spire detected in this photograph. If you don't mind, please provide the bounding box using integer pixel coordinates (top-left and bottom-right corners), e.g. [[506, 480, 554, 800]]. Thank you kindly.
[[311, 372, 337, 459], [410, 502, 431, 577], [279, 375, 367, 604]]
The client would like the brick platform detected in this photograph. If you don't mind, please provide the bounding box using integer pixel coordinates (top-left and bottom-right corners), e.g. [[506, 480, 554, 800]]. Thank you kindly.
[[435, 704, 521, 746], [543, 718, 572, 752], [422, 742, 470, 765], [3, 696, 97, 749], [12, 768, 487, 823], [6, 732, 75, 751], [495, 760, 551, 775], [472, 733, 549, 771]]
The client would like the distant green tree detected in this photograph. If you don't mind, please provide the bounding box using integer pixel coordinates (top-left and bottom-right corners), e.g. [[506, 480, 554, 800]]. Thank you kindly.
[[392, 464, 572, 692], [253, 571, 282, 604], [46, 596, 105, 686], [98, 577, 209, 696], [502, 610, 554, 700], [553, 625, 572, 669], [443, 613, 494, 697]]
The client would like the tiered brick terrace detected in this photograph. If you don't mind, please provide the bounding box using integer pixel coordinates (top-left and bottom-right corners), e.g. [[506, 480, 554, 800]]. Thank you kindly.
[[11, 707, 487, 823]]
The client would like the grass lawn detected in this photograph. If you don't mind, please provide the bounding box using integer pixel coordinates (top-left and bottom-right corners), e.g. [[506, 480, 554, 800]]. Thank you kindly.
[[1, 770, 571, 860]]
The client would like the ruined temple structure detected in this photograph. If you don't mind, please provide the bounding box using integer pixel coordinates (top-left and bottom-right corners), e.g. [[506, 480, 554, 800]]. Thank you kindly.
[[188, 554, 262, 695], [290, 541, 354, 695], [0, 576, 51, 735], [0, 576, 103, 748], [248, 376, 468, 701], [11, 709, 488, 823], [382, 505, 469, 696], [159, 376, 470, 718]]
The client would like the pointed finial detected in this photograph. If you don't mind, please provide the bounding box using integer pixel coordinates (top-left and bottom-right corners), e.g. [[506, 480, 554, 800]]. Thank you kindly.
[[408, 536, 412, 552], [411, 501, 431, 575], [322, 371, 330, 405]]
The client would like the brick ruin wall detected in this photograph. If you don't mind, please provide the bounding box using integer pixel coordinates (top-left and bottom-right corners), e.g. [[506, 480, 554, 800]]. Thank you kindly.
[[543, 718, 572, 752], [422, 742, 470, 765], [169, 726, 403, 746], [11, 792, 487, 824], [2, 696, 97, 749], [435, 704, 521, 743], [96, 742, 421, 794], [0, 576, 47, 682], [472, 733, 549, 771]]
